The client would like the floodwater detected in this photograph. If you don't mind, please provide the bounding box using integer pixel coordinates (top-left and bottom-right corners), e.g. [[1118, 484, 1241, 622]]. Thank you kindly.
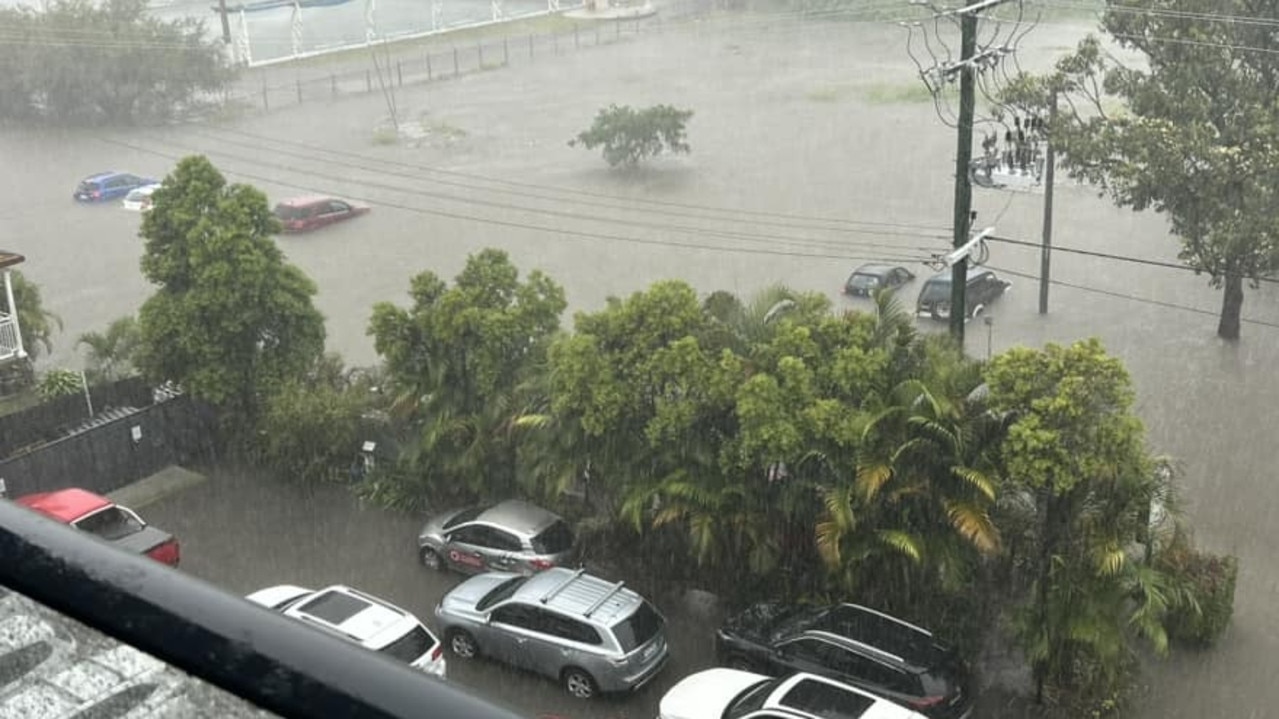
[[2, 8, 1277, 718]]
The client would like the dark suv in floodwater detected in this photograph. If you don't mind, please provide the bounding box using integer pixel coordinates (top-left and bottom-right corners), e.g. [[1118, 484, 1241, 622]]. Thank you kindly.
[[915, 268, 1010, 321], [715, 602, 974, 719]]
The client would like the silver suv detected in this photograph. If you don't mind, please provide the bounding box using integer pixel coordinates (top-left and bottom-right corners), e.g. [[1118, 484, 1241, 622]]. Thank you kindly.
[[417, 499, 577, 576], [434, 567, 669, 699]]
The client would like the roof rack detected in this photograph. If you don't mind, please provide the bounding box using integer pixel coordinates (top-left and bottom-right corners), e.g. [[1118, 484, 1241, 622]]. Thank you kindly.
[[583, 580, 626, 619], [540, 568, 586, 605]]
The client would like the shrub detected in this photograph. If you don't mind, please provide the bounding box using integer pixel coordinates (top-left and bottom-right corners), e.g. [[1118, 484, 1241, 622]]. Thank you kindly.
[[37, 368, 84, 399], [1156, 531, 1238, 647], [569, 103, 693, 168]]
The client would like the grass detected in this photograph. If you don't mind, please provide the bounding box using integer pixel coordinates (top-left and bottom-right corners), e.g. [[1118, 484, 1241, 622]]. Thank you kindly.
[[371, 126, 399, 145], [805, 86, 841, 103], [860, 81, 951, 105]]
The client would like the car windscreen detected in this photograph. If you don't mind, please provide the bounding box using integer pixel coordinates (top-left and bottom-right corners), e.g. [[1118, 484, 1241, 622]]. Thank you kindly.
[[918, 279, 952, 302], [780, 677, 875, 719], [444, 506, 483, 529], [476, 576, 529, 611], [74, 507, 144, 541], [530, 520, 575, 554], [379, 624, 436, 664], [847, 273, 881, 289], [725, 676, 782, 719], [77, 181, 97, 193], [611, 600, 663, 652]]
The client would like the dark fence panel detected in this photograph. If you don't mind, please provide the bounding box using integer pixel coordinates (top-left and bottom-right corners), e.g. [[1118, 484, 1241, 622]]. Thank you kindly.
[[0, 396, 217, 497], [0, 377, 153, 457]]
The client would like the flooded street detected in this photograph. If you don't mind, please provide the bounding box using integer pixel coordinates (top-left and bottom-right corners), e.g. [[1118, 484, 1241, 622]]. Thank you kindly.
[[3, 10, 1276, 717]]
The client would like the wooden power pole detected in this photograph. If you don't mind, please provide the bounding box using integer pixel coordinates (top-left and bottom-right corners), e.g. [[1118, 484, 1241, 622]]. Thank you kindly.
[[217, 0, 233, 46], [949, 9, 978, 343], [1038, 93, 1058, 314]]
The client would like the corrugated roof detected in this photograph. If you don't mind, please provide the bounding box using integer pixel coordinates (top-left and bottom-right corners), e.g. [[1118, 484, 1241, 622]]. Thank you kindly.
[[0, 252, 24, 270]]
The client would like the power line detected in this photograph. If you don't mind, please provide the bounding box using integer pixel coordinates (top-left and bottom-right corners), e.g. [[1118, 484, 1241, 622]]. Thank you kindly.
[[986, 234, 1279, 285]]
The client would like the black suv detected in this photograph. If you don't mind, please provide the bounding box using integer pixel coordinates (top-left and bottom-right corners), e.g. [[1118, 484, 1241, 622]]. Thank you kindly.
[[715, 602, 973, 719], [914, 268, 1010, 321]]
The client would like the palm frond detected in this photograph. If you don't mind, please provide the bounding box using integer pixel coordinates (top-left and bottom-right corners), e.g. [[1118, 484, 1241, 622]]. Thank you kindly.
[[943, 500, 1001, 553], [875, 529, 924, 564]]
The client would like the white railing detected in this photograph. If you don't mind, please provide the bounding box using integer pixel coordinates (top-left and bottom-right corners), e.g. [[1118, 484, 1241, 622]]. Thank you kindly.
[[0, 312, 21, 362]]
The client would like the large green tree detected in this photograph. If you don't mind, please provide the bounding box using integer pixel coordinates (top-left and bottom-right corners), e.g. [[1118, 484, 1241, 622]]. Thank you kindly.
[[136, 155, 325, 426], [0, 0, 232, 124], [368, 249, 565, 504], [1002, 3, 1279, 340]]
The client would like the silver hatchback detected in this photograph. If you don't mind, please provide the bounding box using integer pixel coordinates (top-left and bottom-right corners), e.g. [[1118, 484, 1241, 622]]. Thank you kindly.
[[434, 568, 670, 699], [417, 499, 576, 576]]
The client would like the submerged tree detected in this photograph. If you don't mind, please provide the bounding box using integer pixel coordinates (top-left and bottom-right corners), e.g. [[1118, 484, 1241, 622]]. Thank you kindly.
[[570, 104, 694, 168]]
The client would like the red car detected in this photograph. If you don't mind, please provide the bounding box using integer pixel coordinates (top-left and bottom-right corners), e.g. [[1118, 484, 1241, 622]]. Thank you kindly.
[[15, 488, 180, 566], [273, 195, 370, 233]]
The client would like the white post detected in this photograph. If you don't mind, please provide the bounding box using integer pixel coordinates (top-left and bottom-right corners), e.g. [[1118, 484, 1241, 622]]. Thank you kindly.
[[431, 0, 443, 30], [291, 0, 303, 57], [80, 370, 93, 417], [365, 0, 377, 43], [236, 9, 253, 65], [2, 269, 26, 360], [491, 0, 503, 21]]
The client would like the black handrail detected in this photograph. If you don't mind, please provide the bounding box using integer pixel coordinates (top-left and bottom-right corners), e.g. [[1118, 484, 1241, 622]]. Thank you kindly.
[[0, 499, 525, 719]]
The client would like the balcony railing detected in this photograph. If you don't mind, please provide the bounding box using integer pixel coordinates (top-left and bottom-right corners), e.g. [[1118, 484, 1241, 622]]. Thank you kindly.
[[0, 311, 20, 362], [0, 499, 527, 719]]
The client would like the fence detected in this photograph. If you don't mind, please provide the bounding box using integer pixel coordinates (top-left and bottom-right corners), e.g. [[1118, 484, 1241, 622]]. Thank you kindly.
[[0, 377, 154, 458], [0, 392, 218, 498], [224, 11, 670, 115]]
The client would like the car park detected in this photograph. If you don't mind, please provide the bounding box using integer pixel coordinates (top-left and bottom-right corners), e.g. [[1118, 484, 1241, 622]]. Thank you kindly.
[[843, 263, 916, 298], [246, 584, 446, 677], [658, 668, 929, 719], [273, 195, 370, 233], [122, 183, 161, 212], [417, 499, 577, 576], [715, 603, 973, 719], [73, 172, 157, 203], [435, 567, 669, 699], [14, 487, 180, 566], [914, 268, 1010, 321]]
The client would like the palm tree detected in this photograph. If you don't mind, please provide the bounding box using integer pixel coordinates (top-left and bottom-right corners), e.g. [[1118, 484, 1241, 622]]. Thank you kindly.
[[9, 270, 62, 360], [77, 316, 141, 383]]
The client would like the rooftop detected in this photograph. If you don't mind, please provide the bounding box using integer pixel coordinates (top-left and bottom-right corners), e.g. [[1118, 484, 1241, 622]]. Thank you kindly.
[[0, 251, 24, 270], [477, 500, 560, 536]]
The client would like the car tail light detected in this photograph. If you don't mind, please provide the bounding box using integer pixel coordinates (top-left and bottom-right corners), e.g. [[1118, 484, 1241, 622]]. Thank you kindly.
[[149, 538, 180, 567], [529, 558, 555, 571], [91, 190, 101, 199], [430, 645, 443, 661], [908, 695, 946, 711]]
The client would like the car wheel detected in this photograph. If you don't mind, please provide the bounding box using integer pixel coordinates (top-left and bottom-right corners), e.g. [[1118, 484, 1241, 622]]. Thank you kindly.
[[562, 667, 597, 699], [448, 630, 479, 659], [419, 547, 443, 571], [971, 303, 985, 319]]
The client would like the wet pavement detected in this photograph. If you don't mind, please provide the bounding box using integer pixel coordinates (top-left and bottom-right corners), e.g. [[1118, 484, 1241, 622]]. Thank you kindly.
[[2, 10, 1277, 718]]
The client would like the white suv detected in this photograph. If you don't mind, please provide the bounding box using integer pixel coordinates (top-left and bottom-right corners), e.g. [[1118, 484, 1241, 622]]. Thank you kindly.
[[247, 584, 446, 678], [659, 669, 929, 719]]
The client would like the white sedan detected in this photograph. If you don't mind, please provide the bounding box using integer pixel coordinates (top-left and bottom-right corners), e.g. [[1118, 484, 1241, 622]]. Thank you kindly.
[[659, 668, 929, 719], [121, 183, 161, 212]]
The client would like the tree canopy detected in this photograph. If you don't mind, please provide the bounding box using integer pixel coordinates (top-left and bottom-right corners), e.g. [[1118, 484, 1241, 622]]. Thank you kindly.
[[0, 0, 233, 124], [570, 104, 694, 168], [1000, 2, 1279, 339], [136, 155, 325, 424]]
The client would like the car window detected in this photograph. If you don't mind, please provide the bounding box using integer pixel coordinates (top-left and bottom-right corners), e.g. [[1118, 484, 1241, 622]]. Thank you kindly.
[[477, 576, 529, 611], [847, 273, 879, 289], [919, 278, 951, 302], [274, 204, 306, 220], [530, 520, 574, 554], [541, 613, 603, 645], [327, 201, 349, 213], [725, 677, 782, 719], [610, 600, 663, 652], [379, 624, 436, 664], [780, 638, 830, 665], [492, 604, 539, 630], [842, 652, 913, 693], [488, 528, 522, 552], [449, 525, 493, 547], [779, 677, 875, 719], [73, 506, 144, 541]]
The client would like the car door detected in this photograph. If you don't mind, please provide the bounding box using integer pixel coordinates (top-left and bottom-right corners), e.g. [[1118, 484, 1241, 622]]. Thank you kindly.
[[441, 525, 497, 573], [323, 200, 351, 226], [519, 609, 590, 680], [483, 528, 523, 573], [488, 603, 543, 670], [771, 637, 836, 677]]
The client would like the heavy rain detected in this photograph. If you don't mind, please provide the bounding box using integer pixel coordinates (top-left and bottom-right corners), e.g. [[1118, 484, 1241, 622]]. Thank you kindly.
[[0, 0, 1275, 717]]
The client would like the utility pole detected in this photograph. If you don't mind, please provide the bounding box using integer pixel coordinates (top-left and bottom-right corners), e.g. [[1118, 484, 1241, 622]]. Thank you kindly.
[[1038, 93, 1057, 314], [949, 8, 978, 343], [217, 0, 233, 45]]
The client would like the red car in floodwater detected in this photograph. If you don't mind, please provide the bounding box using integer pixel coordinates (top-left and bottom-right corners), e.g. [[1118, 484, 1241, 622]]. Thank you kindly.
[[15, 488, 180, 566], [273, 196, 370, 233]]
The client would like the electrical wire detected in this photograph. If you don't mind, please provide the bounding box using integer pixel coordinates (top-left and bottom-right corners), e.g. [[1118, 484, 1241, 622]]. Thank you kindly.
[[986, 234, 1279, 285]]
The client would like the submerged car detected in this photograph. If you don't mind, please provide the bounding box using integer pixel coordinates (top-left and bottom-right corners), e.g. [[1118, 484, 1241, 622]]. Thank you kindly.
[[435, 567, 669, 698], [844, 263, 916, 297], [716, 602, 973, 719], [659, 668, 929, 719], [273, 195, 370, 233], [246, 584, 446, 677], [122, 183, 161, 212], [74, 172, 157, 203], [14, 488, 180, 566], [417, 499, 576, 576], [914, 268, 1010, 321]]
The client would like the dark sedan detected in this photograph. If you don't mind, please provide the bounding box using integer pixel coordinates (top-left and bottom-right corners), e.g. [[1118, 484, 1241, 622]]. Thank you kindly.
[[715, 602, 973, 719], [843, 263, 916, 297]]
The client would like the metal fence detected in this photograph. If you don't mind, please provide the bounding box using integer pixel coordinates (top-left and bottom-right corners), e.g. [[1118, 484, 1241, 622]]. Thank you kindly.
[[0, 377, 154, 458]]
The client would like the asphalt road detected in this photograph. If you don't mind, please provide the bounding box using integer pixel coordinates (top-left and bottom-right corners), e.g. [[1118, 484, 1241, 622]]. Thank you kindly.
[[3, 10, 1278, 718]]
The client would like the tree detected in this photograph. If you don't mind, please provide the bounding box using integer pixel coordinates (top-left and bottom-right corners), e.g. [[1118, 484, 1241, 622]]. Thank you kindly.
[[0, 0, 233, 124], [136, 156, 325, 428], [37, 368, 83, 399], [7, 270, 63, 361], [367, 249, 565, 505], [984, 339, 1191, 705], [1001, 6, 1279, 340], [569, 104, 693, 168], [78, 315, 141, 384]]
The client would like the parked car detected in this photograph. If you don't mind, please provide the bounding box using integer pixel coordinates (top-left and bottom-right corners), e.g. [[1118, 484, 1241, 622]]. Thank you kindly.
[[273, 195, 369, 233], [844, 263, 916, 298], [417, 499, 577, 576], [246, 584, 446, 677], [74, 172, 157, 203], [121, 183, 161, 212], [914, 268, 1010, 321], [435, 567, 669, 699], [659, 668, 930, 719], [13, 488, 180, 566], [715, 602, 973, 719]]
